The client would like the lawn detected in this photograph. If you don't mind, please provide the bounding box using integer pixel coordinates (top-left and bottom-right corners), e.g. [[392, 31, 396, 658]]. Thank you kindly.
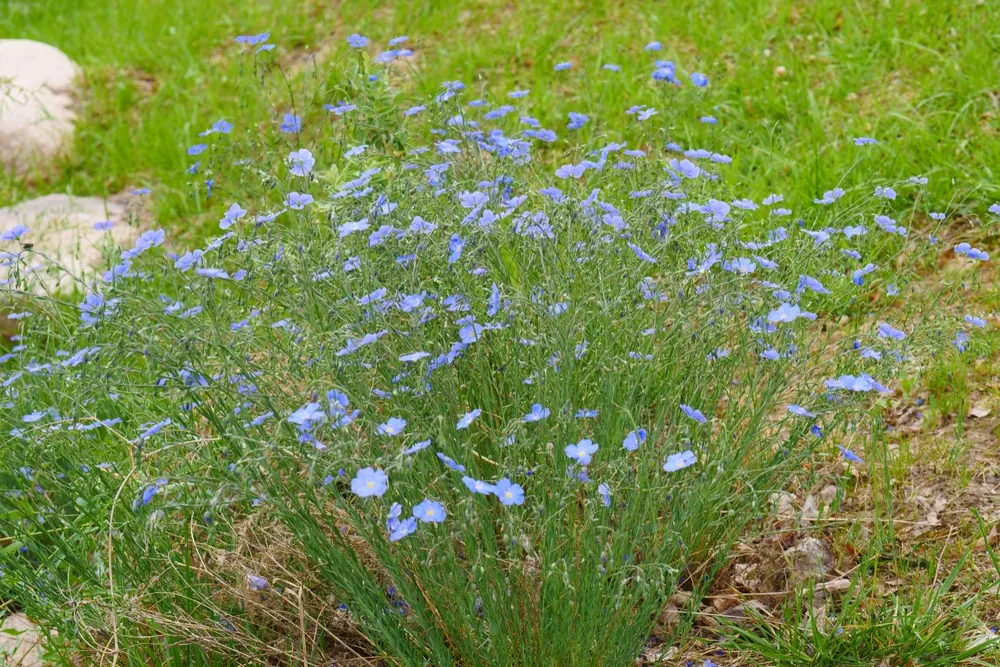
[[3, 0, 999, 227], [3, 2, 1000, 666]]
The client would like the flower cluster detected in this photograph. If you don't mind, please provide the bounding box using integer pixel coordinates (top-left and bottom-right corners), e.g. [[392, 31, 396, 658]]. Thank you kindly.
[[0, 29, 994, 667]]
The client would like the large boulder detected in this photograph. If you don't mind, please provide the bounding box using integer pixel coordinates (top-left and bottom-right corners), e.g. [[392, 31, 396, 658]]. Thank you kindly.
[[0, 613, 43, 667], [1, 194, 139, 294], [0, 39, 80, 176]]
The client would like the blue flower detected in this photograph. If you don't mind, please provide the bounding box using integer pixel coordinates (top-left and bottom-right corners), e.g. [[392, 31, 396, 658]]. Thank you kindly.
[[137, 418, 171, 441], [955, 243, 989, 261], [448, 234, 465, 265], [854, 137, 878, 146], [628, 242, 656, 263], [877, 322, 906, 341], [456, 408, 482, 430], [567, 112, 589, 129], [288, 149, 315, 176], [814, 188, 845, 205], [351, 467, 388, 497], [652, 61, 676, 82], [347, 33, 368, 48], [787, 404, 816, 418], [680, 404, 707, 423], [623, 429, 647, 452], [247, 574, 268, 591], [495, 478, 524, 506], [462, 476, 496, 495], [767, 303, 817, 323], [338, 218, 370, 238], [413, 499, 447, 523], [199, 119, 234, 136], [93, 220, 114, 231], [598, 483, 611, 507], [378, 417, 407, 436], [645, 41, 662, 51], [403, 439, 431, 455], [280, 113, 302, 134], [437, 452, 465, 472], [825, 374, 889, 393], [669, 158, 701, 179], [1, 224, 29, 241], [174, 250, 204, 272], [838, 445, 863, 464], [565, 438, 598, 465], [523, 403, 550, 422], [798, 274, 831, 295], [196, 268, 229, 279], [235, 33, 269, 46], [325, 101, 357, 115], [389, 517, 417, 541], [219, 203, 247, 229], [690, 72, 709, 87], [285, 192, 313, 210], [663, 450, 697, 472], [187, 143, 207, 156], [554, 61, 572, 71], [288, 403, 326, 428]]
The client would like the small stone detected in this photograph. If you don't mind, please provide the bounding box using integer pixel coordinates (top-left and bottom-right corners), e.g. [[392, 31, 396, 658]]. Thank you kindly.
[[721, 599, 768, 626], [800, 494, 820, 524], [819, 484, 838, 506], [0, 40, 80, 175], [784, 536, 832, 582]]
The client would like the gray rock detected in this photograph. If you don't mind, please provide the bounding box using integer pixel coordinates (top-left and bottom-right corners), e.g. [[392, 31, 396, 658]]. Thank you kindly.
[[0, 39, 80, 175], [0, 613, 43, 667], [1, 194, 139, 294]]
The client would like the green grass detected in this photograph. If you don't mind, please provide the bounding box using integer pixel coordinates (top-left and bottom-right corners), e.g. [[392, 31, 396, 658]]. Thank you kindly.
[[3, 0, 999, 229]]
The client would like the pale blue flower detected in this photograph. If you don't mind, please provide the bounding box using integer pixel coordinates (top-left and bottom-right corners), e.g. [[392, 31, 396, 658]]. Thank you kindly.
[[565, 438, 598, 465], [663, 450, 697, 472], [690, 72, 709, 86], [622, 429, 647, 452], [598, 483, 611, 507], [838, 445, 863, 464], [351, 467, 388, 497], [413, 499, 446, 523], [680, 404, 706, 423], [462, 476, 496, 495], [523, 403, 550, 422], [495, 478, 524, 506], [285, 192, 313, 209], [456, 408, 482, 430], [378, 417, 406, 436], [288, 149, 315, 176]]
